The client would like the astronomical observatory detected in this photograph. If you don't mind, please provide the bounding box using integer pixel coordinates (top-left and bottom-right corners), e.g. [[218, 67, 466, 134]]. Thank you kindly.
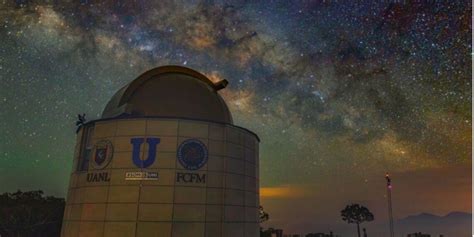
[[61, 66, 260, 237]]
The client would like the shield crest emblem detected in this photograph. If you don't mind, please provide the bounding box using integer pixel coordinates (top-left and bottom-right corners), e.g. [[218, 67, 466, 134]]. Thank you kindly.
[[95, 147, 108, 165], [91, 140, 114, 169]]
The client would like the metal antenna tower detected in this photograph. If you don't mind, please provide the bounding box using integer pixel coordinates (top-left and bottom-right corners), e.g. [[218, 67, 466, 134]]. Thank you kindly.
[[386, 173, 395, 237]]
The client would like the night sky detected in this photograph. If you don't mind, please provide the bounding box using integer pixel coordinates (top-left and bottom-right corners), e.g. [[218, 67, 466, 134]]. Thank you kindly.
[[0, 1, 471, 235]]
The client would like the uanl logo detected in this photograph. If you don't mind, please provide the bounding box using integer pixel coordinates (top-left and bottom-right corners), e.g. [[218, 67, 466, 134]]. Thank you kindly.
[[87, 140, 113, 183], [130, 137, 160, 168], [176, 139, 208, 184], [126, 137, 160, 180]]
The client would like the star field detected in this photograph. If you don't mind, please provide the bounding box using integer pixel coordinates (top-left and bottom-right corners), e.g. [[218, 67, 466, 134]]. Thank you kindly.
[[0, 1, 471, 234]]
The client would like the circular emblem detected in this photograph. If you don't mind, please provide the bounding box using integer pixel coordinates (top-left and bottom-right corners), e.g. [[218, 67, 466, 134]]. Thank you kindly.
[[177, 139, 208, 170], [91, 140, 114, 169]]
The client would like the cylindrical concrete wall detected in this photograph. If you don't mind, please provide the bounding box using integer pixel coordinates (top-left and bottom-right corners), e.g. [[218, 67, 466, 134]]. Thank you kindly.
[[61, 118, 260, 237]]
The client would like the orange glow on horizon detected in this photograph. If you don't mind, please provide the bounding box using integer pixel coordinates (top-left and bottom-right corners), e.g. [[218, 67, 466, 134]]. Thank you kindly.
[[260, 186, 307, 198]]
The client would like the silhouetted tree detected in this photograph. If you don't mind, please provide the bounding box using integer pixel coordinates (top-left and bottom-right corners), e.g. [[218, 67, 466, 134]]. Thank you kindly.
[[261, 227, 285, 237], [0, 190, 65, 237], [259, 206, 270, 237], [259, 205, 269, 223], [341, 204, 374, 237]]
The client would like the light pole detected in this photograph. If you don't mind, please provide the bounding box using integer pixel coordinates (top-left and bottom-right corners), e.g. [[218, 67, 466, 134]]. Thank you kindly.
[[386, 173, 395, 237]]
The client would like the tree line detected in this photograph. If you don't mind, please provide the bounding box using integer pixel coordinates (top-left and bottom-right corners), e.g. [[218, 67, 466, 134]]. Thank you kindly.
[[0, 190, 64, 237]]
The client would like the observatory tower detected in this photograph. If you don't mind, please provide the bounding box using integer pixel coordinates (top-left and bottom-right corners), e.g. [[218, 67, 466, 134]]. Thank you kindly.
[[61, 66, 260, 237]]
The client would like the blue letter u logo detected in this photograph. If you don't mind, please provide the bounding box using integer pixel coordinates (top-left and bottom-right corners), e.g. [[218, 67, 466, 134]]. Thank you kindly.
[[130, 137, 160, 168]]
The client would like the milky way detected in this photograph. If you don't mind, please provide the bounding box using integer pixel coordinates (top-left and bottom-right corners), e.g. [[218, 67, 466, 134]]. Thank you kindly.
[[0, 1, 471, 234]]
